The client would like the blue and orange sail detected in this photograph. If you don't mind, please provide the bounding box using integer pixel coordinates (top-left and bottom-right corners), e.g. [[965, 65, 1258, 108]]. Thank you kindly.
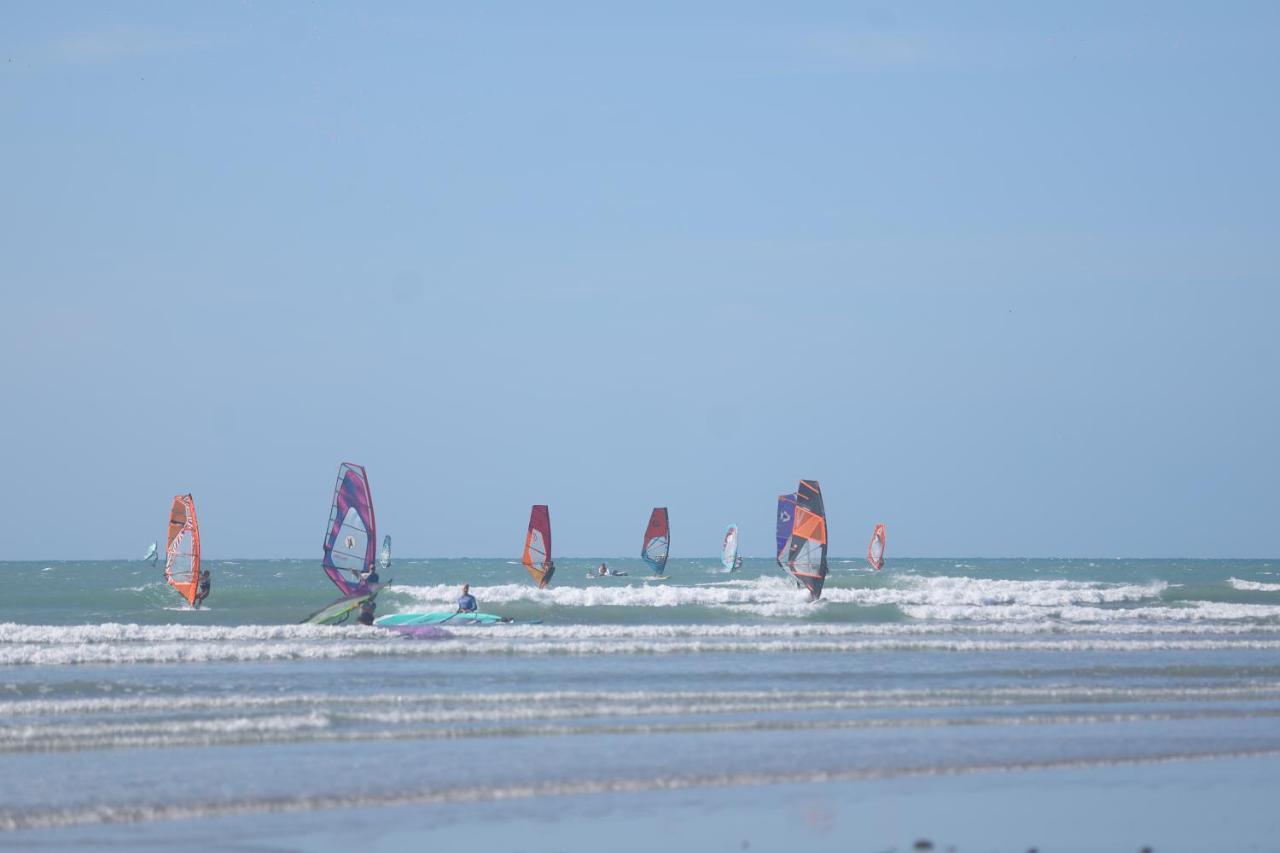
[[321, 462, 378, 597], [779, 480, 829, 601]]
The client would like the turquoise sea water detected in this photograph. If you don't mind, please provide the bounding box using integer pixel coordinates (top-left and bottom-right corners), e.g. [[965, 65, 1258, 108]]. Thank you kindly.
[[3, 557, 1279, 849]]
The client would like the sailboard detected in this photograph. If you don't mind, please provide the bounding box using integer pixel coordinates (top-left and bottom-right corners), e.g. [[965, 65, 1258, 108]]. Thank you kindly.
[[164, 494, 201, 607], [321, 462, 378, 597], [521, 504, 555, 588], [641, 507, 669, 575], [379, 535, 392, 571], [143, 542, 158, 565], [303, 590, 377, 625], [721, 523, 741, 572], [775, 494, 796, 567], [867, 523, 886, 571], [780, 480, 829, 601], [375, 611, 533, 627]]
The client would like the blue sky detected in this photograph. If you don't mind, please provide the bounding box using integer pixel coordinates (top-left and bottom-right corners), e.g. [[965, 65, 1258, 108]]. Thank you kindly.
[[2, 2, 1277, 559]]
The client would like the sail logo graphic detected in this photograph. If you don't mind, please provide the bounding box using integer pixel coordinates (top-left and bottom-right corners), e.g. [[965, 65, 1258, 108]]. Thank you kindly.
[[345, 535, 356, 549], [779, 511, 791, 523]]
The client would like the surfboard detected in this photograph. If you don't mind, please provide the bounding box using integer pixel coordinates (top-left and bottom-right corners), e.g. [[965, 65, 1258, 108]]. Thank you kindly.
[[374, 611, 539, 626]]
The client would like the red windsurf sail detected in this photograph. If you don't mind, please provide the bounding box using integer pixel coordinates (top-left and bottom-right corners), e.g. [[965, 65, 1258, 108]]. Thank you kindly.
[[641, 507, 669, 575], [522, 504, 555, 588]]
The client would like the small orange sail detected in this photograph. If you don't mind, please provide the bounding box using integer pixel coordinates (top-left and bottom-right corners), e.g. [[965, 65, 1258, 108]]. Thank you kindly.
[[165, 494, 201, 606]]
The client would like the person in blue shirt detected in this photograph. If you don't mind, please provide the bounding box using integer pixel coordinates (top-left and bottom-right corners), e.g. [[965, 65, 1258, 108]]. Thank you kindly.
[[360, 564, 380, 587], [456, 584, 478, 613]]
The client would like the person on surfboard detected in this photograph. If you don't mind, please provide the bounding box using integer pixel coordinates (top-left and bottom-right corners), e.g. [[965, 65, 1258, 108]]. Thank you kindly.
[[360, 564, 380, 586], [193, 569, 212, 608], [357, 599, 376, 626], [457, 584, 478, 613]]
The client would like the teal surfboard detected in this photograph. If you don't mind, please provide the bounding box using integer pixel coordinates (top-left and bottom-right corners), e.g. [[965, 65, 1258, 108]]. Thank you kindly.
[[375, 611, 537, 626]]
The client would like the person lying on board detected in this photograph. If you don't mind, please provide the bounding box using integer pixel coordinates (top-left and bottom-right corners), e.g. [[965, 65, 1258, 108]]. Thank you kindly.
[[194, 570, 212, 608], [457, 584, 478, 613], [357, 599, 376, 626]]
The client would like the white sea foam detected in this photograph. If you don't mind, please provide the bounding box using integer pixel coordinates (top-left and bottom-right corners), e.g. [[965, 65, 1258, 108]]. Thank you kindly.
[[390, 574, 1168, 616], [10, 684, 1280, 720], [2, 626, 1280, 666], [1230, 578, 1280, 592]]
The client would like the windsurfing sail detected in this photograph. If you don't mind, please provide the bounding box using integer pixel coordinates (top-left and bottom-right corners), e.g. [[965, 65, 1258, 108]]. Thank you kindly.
[[521, 504, 554, 588], [780, 480, 829, 601], [775, 494, 796, 566], [379, 535, 392, 571], [321, 462, 378, 597], [164, 495, 201, 606], [721, 523, 740, 572], [867, 523, 886, 571], [641, 507, 670, 575], [143, 542, 158, 565]]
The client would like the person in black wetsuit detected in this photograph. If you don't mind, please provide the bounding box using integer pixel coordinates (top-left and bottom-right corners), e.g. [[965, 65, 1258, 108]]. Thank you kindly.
[[193, 570, 212, 608], [357, 599, 376, 626]]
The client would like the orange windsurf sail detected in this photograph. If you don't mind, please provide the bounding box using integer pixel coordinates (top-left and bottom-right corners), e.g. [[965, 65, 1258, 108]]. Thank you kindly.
[[165, 494, 201, 606]]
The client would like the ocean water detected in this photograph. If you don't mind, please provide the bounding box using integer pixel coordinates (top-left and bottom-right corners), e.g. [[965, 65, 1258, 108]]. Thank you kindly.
[[3, 557, 1280, 849]]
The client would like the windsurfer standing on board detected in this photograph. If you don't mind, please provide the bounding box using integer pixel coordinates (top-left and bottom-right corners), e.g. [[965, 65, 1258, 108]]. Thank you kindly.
[[360, 564, 380, 587], [540, 560, 555, 589], [456, 584, 478, 614], [193, 570, 212, 608]]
